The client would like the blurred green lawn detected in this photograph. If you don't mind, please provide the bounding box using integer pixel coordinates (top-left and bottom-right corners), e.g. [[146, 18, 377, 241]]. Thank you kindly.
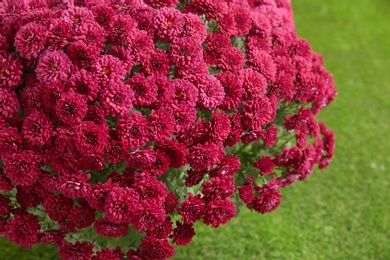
[[1, 0, 389, 259]]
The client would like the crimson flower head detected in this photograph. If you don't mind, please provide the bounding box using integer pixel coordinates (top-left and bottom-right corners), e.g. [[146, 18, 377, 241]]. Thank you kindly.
[[36, 50, 72, 83], [105, 187, 140, 224], [55, 89, 88, 125], [4, 212, 41, 248]]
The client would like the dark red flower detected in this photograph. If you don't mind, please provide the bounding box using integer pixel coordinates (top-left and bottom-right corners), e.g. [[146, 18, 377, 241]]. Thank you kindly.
[[188, 142, 225, 170], [170, 221, 195, 246], [0, 88, 19, 120], [149, 109, 175, 142], [94, 217, 129, 238], [55, 89, 88, 125], [69, 204, 95, 229], [43, 194, 74, 222], [203, 198, 236, 228], [140, 236, 175, 260], [147, 216, 173, 239], [105, 187, 140, 224], [74, 121, 108, 155], [4, 212, 40, 248], [22, 112, 53, 147], [117, 111, 150, 149], [58, 241, 94, 260], [0, 52, 23, 90], [36, 50, 72, 83], [254, 156, 275, 175], [3, 150, 40, 186], [178, 193, 204, 224], [92, 247, 124, 260], [164, 192, 178, 214]]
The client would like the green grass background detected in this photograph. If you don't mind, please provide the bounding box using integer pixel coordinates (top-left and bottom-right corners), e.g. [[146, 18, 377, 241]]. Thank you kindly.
[[1, 0, 389, 259]]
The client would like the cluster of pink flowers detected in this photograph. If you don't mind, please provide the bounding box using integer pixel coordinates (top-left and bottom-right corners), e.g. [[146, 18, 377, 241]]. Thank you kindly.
[[0, 0, 336, 259]]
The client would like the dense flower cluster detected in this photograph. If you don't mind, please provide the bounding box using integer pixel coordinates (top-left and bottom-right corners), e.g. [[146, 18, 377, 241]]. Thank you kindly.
[[0, 0, 336, 259]]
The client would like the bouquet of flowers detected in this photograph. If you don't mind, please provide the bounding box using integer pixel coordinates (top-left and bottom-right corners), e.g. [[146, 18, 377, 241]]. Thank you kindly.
[[0, 0, 336, 259]]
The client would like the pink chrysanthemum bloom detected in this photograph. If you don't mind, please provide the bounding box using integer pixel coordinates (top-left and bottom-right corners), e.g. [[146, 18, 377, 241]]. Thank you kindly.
[[169, 36, 204, 69], [36, 50, 72, 83], [47, 18, 72, 49], [4, 212, 41, 248], [42, 194, 74, 222], [99, 80, 134, 117], [74, 121, 108, 155], [172, 79, 198, 107], [55, 89, 88, 125], [14, 22, 47, 59], [242, 98, 275, 131], [0, 88, 19, 120], [0, 52, 23, 90], [3, 150, 40, 186], [107, 14, 138, 45], [154, 7, 184, 41], [117, 111, 150, 149], [140, 236, 175, 260], [147, 216, 173, 239], [87, 179, 118, 211], [126, 147, 156, 169], [105, 187, 140, 224], [73, 21, 106, 51], [65, 69, 100, 102], [182, 13, 207, 42], [131, 201, 166, 232], [108, 45, 136, 71], [169, 103, 197, 134], [21, 111, 53, 147], [149, 109, 175, 142], [144, 0, 179, 8], [92, 55, 126, 85], [202, 176, 235, 203], [66, 41, 98, 70], [58, 241, 94, 260], [216, 71, 243, 110], [91, 4, 115, 28], [126, 73, 157, 107], [125, 30, 154, 62], [58, 171, 92, 199], [217, 47, 244, 71], [141, 49, 171, 76], [92, 247, 124, 260], [69, 205, 95, 229], [203, 198, 236, 228], [170, 221, 195, 246], [64, 6, 95, 28], [240, 68, 268, 100], [178, 193, 204, 224], [196, 75, 225, 110], [187, 142, 225, 170]]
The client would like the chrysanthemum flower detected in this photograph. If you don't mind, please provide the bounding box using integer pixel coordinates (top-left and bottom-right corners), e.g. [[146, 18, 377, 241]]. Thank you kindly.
[[203, 198, 236, 228], [14, 22, 47, 59], [22, 111, 53, 147], [0, 52, 23, 90], [55, 89, 87, 125], [36, 50, 72, 83], [58, 241, 94, 260], [117, 111, 150, 149], [0, 88, 19, 120], [4, 212, 40, 248]]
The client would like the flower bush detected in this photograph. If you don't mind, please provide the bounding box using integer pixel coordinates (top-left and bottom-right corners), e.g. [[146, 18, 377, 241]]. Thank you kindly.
[[0, 0, 337, 259]]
